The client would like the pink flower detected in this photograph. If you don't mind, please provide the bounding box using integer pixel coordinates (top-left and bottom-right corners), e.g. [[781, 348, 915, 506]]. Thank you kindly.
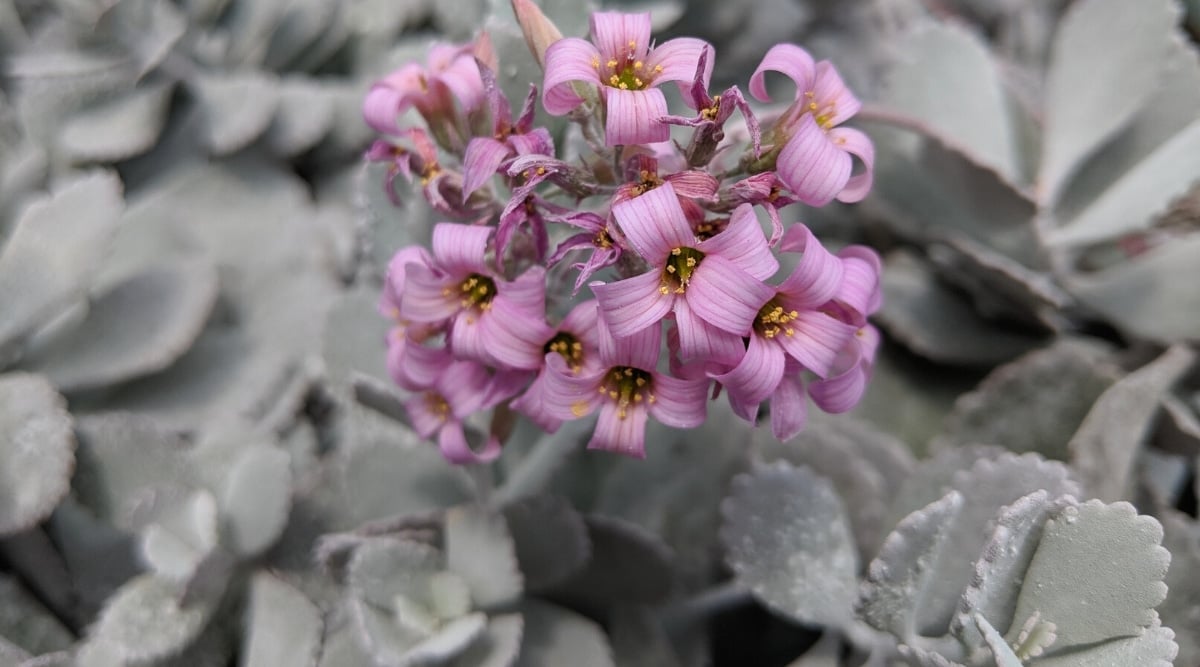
[[592, 187, 776, 364], [726, 172, 799, 246], [660, 46, 761, 164], [546, 211, 623, 293], [400, 223, 549, 370], [541, 319, 708, 458], [363, 43, 485, 143], [750, 44, 874, 206], [380, 246, 450, 391], [461, 66, 555, 200], [611, 153, 718, 209], [543, 11, 712, 146], [511, 300, 604, 431], [405, 359, 503, 464]]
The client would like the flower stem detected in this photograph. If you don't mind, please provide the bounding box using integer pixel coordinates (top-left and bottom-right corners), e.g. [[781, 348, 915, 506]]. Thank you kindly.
[[491, 417, 592, 506], [659, 580, 752, 633]]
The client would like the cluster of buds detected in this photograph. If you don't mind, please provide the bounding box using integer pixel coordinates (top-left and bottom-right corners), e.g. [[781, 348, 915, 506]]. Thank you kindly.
[[366, 3, 880, 463]]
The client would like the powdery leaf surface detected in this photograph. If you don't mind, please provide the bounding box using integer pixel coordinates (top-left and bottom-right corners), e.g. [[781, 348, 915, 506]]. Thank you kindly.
[[59, 82, 175, 163], [242, 573, 323, 667], [501, 495, 591, 592], [219, 445, 293, 557], [192, 73, 280, 155], [514, 600, 613, 667], [445, 505, 524, 609], [0, 373, 75, 535], [447, 613, 523, 667], [87, 574, 216, 664]]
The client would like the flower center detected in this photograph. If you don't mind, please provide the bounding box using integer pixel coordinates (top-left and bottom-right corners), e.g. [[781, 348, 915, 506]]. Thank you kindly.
[[544, 332, 585, 372], [630, 169, 662, 196], [593, 228, 613, 249], [754, 299, 800, 339], [598, 366, 655, 419], [425, 391, 450, 420], [693, 218, 726, 241], [457, 274, 496, 310], [804, 90, 836, 131], [660, 247, 705, 294], [593, 45, 663, 91], [700, 94, 721, 121]]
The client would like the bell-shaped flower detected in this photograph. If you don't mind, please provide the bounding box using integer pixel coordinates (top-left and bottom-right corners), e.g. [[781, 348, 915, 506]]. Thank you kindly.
[[405, 359, 504, 464], [750, 44, 874, 206], [461, 65, 555, 200], [547, 211, 623, 294], [592, 188, 776, 365], [543, 11, 712, 146], [540, 319, 709, 458], [511, 300, 604, 431]]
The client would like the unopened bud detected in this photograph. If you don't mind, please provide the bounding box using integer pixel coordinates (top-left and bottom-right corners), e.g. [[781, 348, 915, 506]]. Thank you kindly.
[[512, 0, 563, 70]]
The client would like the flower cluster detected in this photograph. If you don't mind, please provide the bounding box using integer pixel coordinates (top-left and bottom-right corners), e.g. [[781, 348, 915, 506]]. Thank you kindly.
[[366, 4, 880, 463]]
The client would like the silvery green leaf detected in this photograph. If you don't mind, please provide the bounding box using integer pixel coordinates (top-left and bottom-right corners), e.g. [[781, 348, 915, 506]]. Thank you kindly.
[[19, 261, 219, 394], [720, 462, 858, 627], [106, 0, 188, 76], [1070, 345, 1195, 501], [1009, 500, 1169, 649], [1158, 510, 1200, 667], [0, 171, 123, 358], [1065, 232, 1200, 344], [323, 287, 393, 388], [59, 81, 174, 163], [515, 600, 614, 667], [243, 573, 323, 667], [0, 638, 30, 665], [318, 618, 378, 667], [405, 613, 488, 665], [192, 73, 280, 155], [0, 576, 73, 655], [887, 445, 1007, 529], [608, 606, 680, 667], [45, 500, 141, 619], [1154, 395, 1200, 457], [0, 373, 75, 535], [347, 538, 442, 611], [895, 644, 965, 667], [448, 613, 522, 667], [931, 338, 1121, 460], [859, 491, 963, 641], [551, 515, 674, 607], [336, 438, 473, 528], [350, 598, 427, 665], [926, 238, 1069, 329], [221, 0, 291, 66], [0, 138, 47, 224], [880, 22, 1021, 183], [433, 0, 488, 39], [267, 78, 337, 158], [1033, 615, 1177, 667], [141, 490, 219, 583], [878, 250, 1044, 366], [444, 505, 523, 608], [263, 0, 341, 70], [18, 651, 73, 667], [87, 574, 216, 664], [501, 495, 590, 592], [1038, 0, 1181, 206], [219, 444, 292, 557]]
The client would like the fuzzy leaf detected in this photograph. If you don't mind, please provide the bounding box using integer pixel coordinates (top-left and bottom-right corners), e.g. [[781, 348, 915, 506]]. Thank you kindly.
[[0, 576, 73, 655], [219, 444, 292, 557], [896, 643, 965, 666], [0, 373, 75, 535], [1033, 616, 1177, 667], [0, 171, 123, 357], [348, 538, 442, 612], [19, 261, 219, 394], [886, 445, 1008, 531], [880, 22, 1020, 182], [515, 600, 613, 667], [972, 613, 1023, 667], [1158, 510, 1200, 666], [448, 613, 523, 667], [140, 490, 219, 583], [501, 495, 591, 592], [59, 82, 175, 163], [444, 505, 524, 608], [87, 574, 216, 664], [338, 438, 473, 527], [192, 73, 280, 155], [1009, 500, 1169, 649], [267, 78, 336, 157], [45, 500, 141, 620], [552, 515, 674, 606], [1039, 0, 1181, 205], [859, 491, 963, 641], [721, 462, 858, 627], [243, 573, 323, 667], [322, 287, 394, 388]]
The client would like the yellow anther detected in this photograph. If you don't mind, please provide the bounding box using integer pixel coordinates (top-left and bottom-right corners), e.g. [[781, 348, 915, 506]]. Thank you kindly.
[[607, 59, 619, 69], [633, 61, 643, 70]]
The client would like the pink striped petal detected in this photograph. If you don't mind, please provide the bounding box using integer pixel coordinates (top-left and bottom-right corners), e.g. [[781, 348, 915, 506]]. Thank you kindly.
[[830, 127, 874, 203], [714, 333, 786, 407], [599, 318, 661, 371], [363, 86, 406, 134], [543, 37, 602, 115], [590, 11, 651, 62], [673, 296, 745, 365], [770, 374, 808, 441], [400, 264, 459, 323], [833, 250, 882, 324], [604, 87, 670, 146], [592, 271, 675, 339], [776, 114, 852, 207], [696, 203, 778, 280], [449, 312, 489, 364], [431, 223, 491, 276], [648, 373, 708, 428], [561, 299, 600, 336], [511, 374, 565, 433], [439, 360, 492, 416], [541, 355, 604, 420], [686, 255, 774, 335], [406, 393, 447, 438], [499, 266, 547, 315], [461, 137, 511, 199], [773, 311, 857, 378], [665, 170, 719, 200], [515, 83, 539, 133], [809, 360, 867, 414], [384, 246, 432, 311], [481, 300, 552, 370], [439, 423, 502, 464], [776, 224, 844, 308], [508, 127, 555, 157], [749, 43, 815, 103], [812, 61, 861, 126], [611, 181, 694, 260], [391, 340, 452, 390], [589, 402, 650, 458], [646, 37, 712, 93], [438, 54, 486, 113]]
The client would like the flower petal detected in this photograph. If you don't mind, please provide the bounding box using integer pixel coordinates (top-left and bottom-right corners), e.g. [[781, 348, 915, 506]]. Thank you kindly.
[[648, 373, 708, 428], [832, 248, 882, 325], [592, 271, 674, 339], [770, 374, 808, 441], [405, 393, 447, 439], [499, 265, 547, 314], [589, 402, 650, 458], [696, 203, 778, 280], [812, 61, 861, 126], [439, 422, 502, 464], [384, 246, 433, 312], [461, 137, 512, 199], [481, 300, 552, 370], [604, 86, 670, 146], [448, 312, 490, 365], [673, 296, 745, 365], [713, 333, 786, 407], [646, 37, 712, 93], [400, 264, 459, 323], [438, 53, 486, 113], [776, 114, 852, 207], [686, 255, 774, 335], [508, 127, 555, 157], [611, 181, 695, 260], [431, 222, 492, 276], [510, 373, 564, 432], [809, 359, 867, 414], [749, 43, 815, 103], [665, 170, 718, 200], [590, 11, 651, 62], [363, 85, 406, 134], [543, 37, 602, 115], [776, 224, 844, 308], [391, 338, 452, 390], [772, 311, 857, 378], [541, 355, 604, 420], [599, 317, 661, 371], [830, 127, 874, 203]]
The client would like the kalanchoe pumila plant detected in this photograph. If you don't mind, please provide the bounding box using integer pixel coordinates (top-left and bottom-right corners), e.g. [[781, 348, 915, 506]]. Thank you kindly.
[[365, 4, 880, 463]]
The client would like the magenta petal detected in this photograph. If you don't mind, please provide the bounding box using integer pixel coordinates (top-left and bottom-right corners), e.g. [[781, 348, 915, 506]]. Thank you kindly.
[[809, 361, 867, 415], [833, 252, 881, 325], [588, 402, 649, 458], [508, 128, 555, 157], [543, 37, 602, 115], [749, 43, 815, 103], [603, 87, 670, 146], [590, 11, 651, 62], [773, 311, 857, 378], [438, 360, 491, 417], [776, 224, 844, 308], [439, 54, 486, 113], [393, 341, 452, 390], [813, 61, 861, 126], [830, 127, 874, 203], [600, 321, 661, 373], [647, 37, 712, 90], [673, 296, 745, 365], [776, 114, 852, 207], [665, 170, 719, 200], [696, 203, 778, 280], [511, 374, 564, 433], [449, 313, 490, 365], [439, 423, 502, 464], [384, 246, 432, 310], [405, 394, 447, 439], [560, 299, 600, 336], [592, 271, 674, 339], [714, 334, 786, 407], [541, 355, 604, 420], [770, 374, 808, 441], [686, 255, 774, 335], [649, 373, 708, 428], [612, 181, 694, 260], [431, 223, 492, 276], [363, 86, 406, 134], [400, 264, 459, 323], [462, 137, 511, 199], [500, 265, 547, 314], [481, 300, 552, 370]]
